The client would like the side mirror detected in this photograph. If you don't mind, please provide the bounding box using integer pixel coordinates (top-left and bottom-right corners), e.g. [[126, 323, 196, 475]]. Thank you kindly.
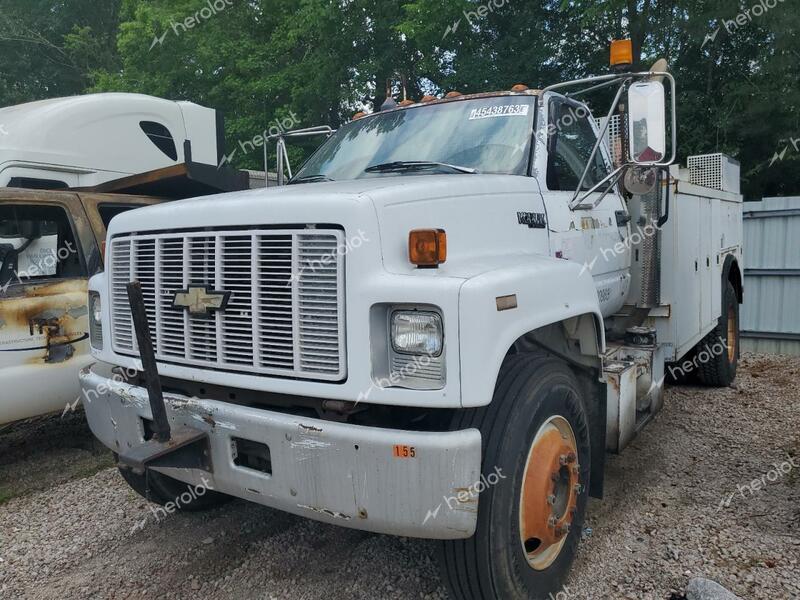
[[627, 81, 666, 164]]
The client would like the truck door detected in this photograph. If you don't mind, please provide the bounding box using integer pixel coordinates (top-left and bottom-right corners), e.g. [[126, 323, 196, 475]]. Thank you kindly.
[[0, 199, 93, 425], [539, 95, 631, 317]]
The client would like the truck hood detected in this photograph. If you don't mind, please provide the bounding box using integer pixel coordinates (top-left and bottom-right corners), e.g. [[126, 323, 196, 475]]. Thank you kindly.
[[107, 174, 550, 278]]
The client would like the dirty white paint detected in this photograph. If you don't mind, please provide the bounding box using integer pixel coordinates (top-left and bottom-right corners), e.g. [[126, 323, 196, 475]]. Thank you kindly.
[[291, 438, 331, 450], [297, 504, 352, 521], [191, 413, 237, 431]]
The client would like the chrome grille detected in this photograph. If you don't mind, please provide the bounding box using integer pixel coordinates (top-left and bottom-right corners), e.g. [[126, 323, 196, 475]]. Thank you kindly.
[[109, 228, 346, 381]]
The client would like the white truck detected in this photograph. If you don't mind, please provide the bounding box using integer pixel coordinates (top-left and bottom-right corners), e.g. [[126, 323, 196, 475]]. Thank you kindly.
[[0, 93, 253, 427], [80, 47, 743, 599], [0, 93, 224, 189]]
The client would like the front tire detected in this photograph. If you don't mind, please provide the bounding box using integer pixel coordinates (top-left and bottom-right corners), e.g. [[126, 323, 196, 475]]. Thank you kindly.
[[439, 354, 592, 600]]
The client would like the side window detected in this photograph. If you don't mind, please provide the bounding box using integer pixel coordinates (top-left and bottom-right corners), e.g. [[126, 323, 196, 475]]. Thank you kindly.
[[140, 121, 178, 161], [546, 101, 609, 192], [0, 204, 85, 291], [97, 203, 143, 229]]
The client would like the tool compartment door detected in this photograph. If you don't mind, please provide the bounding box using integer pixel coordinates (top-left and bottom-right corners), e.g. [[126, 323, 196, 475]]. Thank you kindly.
[[658, 181, 743, 362]]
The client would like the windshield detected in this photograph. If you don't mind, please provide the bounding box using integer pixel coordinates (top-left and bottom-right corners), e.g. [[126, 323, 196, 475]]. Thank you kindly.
[[294, 96, 536, 181]]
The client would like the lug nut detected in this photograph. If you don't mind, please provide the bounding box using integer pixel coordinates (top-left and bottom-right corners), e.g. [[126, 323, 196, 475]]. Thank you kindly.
[[558, 523, 571, 535], [573, 483, 583, 494], [547, 494, 556, 506], [547, 516, 557, 528], [572, 465, 580, 474], [559, 454, 568, 466], [566, 452, 577, 464]]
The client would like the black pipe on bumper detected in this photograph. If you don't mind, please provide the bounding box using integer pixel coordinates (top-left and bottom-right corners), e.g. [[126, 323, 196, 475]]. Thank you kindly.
[[126, 281, 171, 442]]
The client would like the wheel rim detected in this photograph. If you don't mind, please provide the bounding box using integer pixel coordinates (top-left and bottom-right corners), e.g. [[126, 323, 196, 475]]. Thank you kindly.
[[519, 415, 580, 571], [727, 303, 737, 362]]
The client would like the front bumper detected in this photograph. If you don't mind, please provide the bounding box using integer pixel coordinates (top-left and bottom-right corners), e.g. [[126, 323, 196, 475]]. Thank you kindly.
[[80, 365, 481, 539]]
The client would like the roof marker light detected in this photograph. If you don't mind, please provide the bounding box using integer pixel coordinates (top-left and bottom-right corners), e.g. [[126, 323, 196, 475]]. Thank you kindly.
[[610, 39, 633, 67]]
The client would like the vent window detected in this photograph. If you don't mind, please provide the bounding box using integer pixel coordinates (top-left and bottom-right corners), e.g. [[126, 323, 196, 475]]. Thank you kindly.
[[140, 121, 178, 161]]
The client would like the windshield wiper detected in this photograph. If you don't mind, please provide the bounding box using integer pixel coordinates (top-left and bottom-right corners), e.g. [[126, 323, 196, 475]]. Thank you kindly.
[[289, 174, 335, 184], [364, 161, 478, 174]]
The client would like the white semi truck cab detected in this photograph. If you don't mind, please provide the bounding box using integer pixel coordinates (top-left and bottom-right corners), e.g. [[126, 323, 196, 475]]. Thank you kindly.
[[80, 44, 743, 600], [0, 93, 224, 189]]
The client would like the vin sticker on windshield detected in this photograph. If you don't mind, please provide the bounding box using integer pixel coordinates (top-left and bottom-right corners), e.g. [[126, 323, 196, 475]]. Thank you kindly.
[[469, 104, 530, 120]]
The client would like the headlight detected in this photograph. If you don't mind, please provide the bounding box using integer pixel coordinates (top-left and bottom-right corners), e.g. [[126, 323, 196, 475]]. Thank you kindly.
[[391, 311, 443, 356], [89, 291, 103, 350]]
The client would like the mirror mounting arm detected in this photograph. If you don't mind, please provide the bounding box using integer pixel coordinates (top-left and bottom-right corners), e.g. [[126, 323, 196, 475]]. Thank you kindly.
[[569, 79, 630, 207], [262, 126, 336, 187], [544, 70, 677, 211], [570, 165, 628, 210]]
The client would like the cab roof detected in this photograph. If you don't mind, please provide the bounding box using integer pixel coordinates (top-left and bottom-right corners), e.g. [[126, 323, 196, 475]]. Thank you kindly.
[[355, 89, 542, 121]]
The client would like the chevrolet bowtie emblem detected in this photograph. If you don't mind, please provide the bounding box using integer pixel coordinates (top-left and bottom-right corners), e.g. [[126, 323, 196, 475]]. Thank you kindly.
[[172, 285, 231, 316]]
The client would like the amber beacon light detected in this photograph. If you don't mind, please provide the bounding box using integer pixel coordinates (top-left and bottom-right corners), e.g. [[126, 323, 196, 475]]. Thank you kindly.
[[610, 39, 633, 67], [409, 229, 447, 267]]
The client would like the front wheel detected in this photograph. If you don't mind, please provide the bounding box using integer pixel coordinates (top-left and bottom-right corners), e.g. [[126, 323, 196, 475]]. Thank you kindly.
[[439, 354, 592, 600]]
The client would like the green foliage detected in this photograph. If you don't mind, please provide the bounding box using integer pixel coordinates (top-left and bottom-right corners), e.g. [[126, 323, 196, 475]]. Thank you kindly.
[[0, 0, 798, 196], [0, 0, 120, 105]]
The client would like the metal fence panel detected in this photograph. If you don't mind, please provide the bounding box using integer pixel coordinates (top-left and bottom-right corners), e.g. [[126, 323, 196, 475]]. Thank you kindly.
[[741, 197, 800, 355]]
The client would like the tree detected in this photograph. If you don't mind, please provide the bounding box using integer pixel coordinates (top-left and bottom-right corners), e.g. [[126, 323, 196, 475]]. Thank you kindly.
[[2, 0, 798, 197], [0, 0, 121, 106]]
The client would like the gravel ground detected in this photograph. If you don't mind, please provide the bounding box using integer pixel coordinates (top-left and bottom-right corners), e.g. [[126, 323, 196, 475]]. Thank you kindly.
[[0, 353, 798, 600]]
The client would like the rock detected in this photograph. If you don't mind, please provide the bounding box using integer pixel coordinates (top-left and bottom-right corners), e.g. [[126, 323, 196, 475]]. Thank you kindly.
[[686, 577, 742, 600]]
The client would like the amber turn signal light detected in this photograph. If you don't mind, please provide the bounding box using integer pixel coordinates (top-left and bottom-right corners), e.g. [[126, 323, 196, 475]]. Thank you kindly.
[[610, 39, 633, 67], [409, 229, 447, 267]]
